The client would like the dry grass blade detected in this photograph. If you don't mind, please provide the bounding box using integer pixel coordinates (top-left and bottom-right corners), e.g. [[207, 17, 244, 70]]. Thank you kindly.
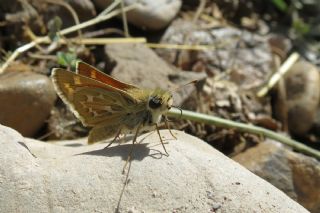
[[147, 43, 217, 50], [120, 0, 130, 37], [257, 52, 300, 97], [41, 37, 146, 45], [0, 2, 138, 74]]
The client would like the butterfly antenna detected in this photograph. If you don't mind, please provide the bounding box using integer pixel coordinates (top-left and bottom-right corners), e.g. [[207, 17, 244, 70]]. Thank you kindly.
[[171, 106, 183, 119], [170, 80, 199, 93]]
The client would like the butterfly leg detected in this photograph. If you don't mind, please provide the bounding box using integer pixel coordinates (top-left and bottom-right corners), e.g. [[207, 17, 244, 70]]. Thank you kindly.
[[119, 133, 127, 145], [164, 116, 177, 140], [104, 128, 122, 149], [122, 124, 142, 174], [155, 124, 169, 156]]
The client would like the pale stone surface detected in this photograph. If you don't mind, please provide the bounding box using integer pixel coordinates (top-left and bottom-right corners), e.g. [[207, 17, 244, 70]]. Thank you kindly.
[[0, 124, 308, 212], [92, 0, 182, 30]]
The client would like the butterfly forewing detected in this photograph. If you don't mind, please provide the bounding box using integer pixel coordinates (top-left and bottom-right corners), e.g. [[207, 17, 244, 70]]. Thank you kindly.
[[76, 62, 137, 91], [51, 68, 137, 127], [73, 87, 130, 126]]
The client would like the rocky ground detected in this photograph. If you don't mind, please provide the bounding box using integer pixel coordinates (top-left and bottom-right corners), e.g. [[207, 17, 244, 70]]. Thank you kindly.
[[1, 0, 320, 212]]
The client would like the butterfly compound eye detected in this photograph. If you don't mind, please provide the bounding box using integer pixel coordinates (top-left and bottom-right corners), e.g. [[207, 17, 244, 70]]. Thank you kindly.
[[148, 97, 162, 109]]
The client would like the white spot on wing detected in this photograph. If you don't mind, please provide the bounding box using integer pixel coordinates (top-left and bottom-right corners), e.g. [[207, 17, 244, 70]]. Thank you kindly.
[[86, 95, 94, 102]]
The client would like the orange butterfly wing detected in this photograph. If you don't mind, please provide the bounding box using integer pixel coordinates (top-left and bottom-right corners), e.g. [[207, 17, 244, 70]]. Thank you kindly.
[[76, 61, 137, 91], [51, 68, 137, 127]]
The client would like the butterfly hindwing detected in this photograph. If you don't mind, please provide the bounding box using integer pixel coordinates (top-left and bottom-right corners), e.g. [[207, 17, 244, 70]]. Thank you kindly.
[[88, 125, 120, 144], [76, 62, 137, 91]]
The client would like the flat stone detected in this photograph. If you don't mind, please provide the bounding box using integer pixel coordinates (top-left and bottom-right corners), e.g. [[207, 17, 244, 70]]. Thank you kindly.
[[0, 124, 308, 212]]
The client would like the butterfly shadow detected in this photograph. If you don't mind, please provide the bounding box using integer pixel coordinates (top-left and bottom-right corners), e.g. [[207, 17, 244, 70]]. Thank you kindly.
[[77, 143, 150, 161], [76, 133, 169, 161], [76, 135, 169, 213]]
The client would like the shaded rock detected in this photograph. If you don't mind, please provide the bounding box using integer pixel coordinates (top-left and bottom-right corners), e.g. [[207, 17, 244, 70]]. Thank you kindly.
[[233, 141, 320, 212], [0, 0, 19, 13], [92, 0, 181, 30], [268, 35, 292, 58], [274, 60, 320, 136], [104, 43, 206, 105], [182, 0, 200, 7], [156, 19, 273, 90], [286, 61, 320, 135], [0, 124, 308, 212], [0, 71, 57, 137], [313, 109, 320, 137]]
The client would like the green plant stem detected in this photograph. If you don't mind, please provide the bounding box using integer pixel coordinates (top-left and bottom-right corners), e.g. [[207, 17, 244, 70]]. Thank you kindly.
[[167, 108, 320, 160]]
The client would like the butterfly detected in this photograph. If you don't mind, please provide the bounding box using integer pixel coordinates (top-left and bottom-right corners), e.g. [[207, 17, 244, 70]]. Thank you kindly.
[[51, 61, 176, 155]]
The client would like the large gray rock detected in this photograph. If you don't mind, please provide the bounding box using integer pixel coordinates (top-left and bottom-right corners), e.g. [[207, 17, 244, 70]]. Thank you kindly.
[[0, 124, 308, 212], [156, 20, 273, 90]]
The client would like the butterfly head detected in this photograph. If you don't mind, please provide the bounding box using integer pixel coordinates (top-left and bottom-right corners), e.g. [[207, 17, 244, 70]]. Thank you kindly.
[[147, 89, 173, 114]]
